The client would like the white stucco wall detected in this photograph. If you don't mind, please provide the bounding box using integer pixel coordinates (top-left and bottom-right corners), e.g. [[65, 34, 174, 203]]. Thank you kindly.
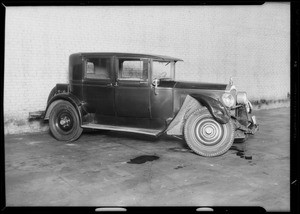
[[4, 3, 290, 134]]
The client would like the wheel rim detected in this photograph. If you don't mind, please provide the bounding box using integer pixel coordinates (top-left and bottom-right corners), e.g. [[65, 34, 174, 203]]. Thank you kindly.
[[55, 110, 74, 133], [194, 117, 224, 146]]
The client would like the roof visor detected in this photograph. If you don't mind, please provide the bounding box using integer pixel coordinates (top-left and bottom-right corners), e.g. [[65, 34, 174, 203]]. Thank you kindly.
[[77, 52, 183, 62]]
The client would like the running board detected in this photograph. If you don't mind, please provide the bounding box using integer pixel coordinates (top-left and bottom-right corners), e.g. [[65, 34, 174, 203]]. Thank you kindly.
[[81, 123, 164, 137]]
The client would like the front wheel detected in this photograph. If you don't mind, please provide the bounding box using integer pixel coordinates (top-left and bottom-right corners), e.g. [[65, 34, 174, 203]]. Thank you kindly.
[[184, 108, 235, 157], [49, 100, 83, 141]]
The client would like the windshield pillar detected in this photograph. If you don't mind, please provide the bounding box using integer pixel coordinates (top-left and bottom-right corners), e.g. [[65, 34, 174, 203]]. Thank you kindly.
[[170, 62, 175, 80]]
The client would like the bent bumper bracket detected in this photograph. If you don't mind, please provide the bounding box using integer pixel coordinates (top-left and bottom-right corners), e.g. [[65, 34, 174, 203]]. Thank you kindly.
[[233, 118, 259, 135]]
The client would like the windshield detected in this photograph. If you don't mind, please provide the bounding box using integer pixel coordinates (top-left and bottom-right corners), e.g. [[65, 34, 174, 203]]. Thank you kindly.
[[152, 60, 175, 80]]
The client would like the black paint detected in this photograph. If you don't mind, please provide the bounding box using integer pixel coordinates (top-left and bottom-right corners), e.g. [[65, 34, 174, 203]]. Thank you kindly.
[[127, 155, 159, 164]]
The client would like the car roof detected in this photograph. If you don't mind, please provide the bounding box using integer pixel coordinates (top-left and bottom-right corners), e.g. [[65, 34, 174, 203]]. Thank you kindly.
[[73, 52, 183, 62]]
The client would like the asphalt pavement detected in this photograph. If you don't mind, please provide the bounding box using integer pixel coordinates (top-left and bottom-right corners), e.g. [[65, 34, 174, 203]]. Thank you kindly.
[[4, 107, 290, 211]]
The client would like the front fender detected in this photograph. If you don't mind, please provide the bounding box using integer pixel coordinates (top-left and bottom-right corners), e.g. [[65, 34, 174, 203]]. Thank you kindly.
[[44, 93, 86, 123], [190, 94, 230, 124], [166, 94, 230, 136]]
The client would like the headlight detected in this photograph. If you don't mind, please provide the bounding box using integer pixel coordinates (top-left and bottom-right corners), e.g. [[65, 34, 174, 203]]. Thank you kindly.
[[237, 92, 248, 104], [237, 92, 252, 113], [221, 93, 235, 108]]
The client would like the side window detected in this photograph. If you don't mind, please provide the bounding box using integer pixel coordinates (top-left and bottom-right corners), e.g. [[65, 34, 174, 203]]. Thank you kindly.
[[118, 59, 148, 81], [152, 61, 173, 80], [86, 58, 111, 80]]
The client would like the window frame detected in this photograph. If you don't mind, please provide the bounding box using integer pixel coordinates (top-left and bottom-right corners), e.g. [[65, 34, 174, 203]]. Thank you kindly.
[[116, 57, 150, 85], [83, 56, 113, 82], [151, 59, 175, 81]]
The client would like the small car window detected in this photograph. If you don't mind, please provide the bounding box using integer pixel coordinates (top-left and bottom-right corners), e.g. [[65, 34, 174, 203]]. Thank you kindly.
[[118, 59, 148, 81], [86, 58, 111, 80]]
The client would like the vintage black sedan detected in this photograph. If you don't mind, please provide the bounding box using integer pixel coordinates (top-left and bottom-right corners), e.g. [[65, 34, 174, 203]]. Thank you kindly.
[[43, 52, 258, 157]]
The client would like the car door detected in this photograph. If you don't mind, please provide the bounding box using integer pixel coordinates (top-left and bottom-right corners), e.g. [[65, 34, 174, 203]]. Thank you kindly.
[[149, 59, 175, 128], [82, 56, 115, 118], [115, 57, 151, 119]]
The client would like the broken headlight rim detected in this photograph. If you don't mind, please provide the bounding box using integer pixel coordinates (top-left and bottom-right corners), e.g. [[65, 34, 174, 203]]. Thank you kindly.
[[221, 93, 235, 108]]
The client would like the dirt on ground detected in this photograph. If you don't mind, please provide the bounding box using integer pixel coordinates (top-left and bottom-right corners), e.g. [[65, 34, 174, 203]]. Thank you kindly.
[[4, 107, 290, 211]]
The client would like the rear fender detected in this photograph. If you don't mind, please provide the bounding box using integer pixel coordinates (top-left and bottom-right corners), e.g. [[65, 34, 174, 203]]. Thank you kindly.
[[166, 94, 230, 136], [47, 84, 69, 104], [44, 93, 86, 123]]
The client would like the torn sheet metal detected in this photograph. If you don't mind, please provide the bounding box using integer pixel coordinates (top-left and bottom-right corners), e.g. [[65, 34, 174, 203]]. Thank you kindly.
[[166, 95, 202, 136]]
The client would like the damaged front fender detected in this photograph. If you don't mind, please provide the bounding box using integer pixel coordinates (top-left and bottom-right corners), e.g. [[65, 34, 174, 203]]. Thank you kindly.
[[166, 94, 230, 136], [190, 94, 230, 124]]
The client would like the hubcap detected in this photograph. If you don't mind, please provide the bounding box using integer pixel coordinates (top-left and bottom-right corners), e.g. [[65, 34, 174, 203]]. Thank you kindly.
[[60, 116, 71, 127], [56, 111, 74, 132], [205, 127, 213, 135], [195, 118, 223, 146]]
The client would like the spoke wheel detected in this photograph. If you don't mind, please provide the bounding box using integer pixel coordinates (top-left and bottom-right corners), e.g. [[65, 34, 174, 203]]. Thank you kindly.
[[184, 108, 235, 157]]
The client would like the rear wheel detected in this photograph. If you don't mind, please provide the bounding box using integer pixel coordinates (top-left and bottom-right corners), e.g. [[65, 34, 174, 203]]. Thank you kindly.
[[49, 100, 83, 141], [184, 108, 235, 157]]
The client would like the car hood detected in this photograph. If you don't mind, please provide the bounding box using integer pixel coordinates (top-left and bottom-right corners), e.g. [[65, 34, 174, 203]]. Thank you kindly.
[[159, 80, 227, 91]]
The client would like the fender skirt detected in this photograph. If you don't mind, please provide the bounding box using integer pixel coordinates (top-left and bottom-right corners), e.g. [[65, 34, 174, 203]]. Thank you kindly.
[[166, 94, 230, 136]]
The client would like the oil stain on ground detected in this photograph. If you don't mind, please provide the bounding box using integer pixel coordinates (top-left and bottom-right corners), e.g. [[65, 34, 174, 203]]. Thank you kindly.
[[127, 155, 159, 164]]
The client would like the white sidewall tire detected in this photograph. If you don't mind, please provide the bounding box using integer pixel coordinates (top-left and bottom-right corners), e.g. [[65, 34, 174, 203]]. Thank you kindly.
[[184, 108, 235, 157]]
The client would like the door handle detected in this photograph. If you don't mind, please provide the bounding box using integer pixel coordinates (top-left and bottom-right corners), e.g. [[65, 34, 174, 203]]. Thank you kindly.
[[106, 83, 113, 87]]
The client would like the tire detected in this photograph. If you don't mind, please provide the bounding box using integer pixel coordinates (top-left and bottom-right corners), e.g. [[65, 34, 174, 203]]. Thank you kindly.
[[49, 100, 83, 141], [184, 108, 235, 157]]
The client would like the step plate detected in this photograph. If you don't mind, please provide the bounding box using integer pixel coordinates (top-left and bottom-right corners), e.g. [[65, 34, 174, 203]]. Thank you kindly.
[[81, 123, 164, 137]]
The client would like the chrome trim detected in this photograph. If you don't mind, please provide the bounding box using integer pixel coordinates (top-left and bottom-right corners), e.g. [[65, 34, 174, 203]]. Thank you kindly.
[[225, 84, 236, 93], [81, 123, 163, 136], [251, 116, 257, 125], [248, 100, 253, 110], [225, 77, 236, 92]]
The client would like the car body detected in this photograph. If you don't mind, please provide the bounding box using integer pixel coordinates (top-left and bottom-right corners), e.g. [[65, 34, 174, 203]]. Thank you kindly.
[[43, 52, 258, 157]]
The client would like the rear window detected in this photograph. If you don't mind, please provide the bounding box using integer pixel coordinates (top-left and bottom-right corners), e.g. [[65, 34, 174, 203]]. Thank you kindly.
[[86, 58, 111, 80]]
